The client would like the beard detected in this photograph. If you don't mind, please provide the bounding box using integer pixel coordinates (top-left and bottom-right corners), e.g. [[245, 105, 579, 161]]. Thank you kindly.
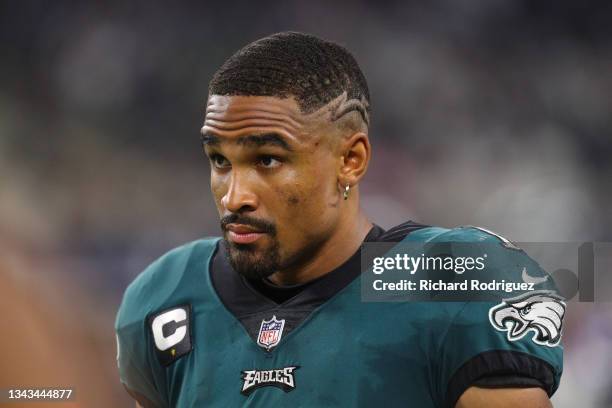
[[223, 237, 281, 280], [220, 213, 280, 280]]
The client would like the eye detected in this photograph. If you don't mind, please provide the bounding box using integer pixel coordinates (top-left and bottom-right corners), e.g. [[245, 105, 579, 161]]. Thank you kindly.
[[519, 305, 532, 316], [257, 155, 282, 169], [210, 154, 231, 169]]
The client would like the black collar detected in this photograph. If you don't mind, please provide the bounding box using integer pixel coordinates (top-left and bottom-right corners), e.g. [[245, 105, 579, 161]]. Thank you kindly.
[[210, 224, 385, 315], [208, 221, 426, 345]]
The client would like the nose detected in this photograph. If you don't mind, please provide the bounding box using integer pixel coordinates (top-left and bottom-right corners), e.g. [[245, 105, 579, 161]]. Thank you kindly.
[[220, 170, 258, 213]]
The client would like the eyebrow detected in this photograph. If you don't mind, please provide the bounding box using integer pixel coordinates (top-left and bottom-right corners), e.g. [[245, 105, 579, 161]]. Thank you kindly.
[[200, 132, 293, 151]]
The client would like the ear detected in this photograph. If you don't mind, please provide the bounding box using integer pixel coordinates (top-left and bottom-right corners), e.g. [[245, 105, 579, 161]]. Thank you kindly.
[[338, 132, 371, 187]]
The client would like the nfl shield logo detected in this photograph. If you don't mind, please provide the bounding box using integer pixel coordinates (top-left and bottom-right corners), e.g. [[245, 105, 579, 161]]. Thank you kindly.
[[257, 315, 285, 350]]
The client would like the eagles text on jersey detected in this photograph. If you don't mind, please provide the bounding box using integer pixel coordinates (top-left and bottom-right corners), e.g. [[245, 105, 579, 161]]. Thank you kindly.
[[115, 221, 564, 407]]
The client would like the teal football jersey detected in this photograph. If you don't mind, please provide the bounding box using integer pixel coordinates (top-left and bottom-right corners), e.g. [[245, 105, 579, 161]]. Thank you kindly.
[[115, 223, 564, 407]]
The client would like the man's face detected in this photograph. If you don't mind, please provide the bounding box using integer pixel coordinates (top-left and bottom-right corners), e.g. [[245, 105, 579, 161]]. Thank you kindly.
[[201, 95, 343, 280]]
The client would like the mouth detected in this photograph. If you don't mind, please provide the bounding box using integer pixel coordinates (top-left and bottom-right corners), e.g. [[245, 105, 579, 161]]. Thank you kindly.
[[226, 223, 267, 245], [509, 320, 527, 337]]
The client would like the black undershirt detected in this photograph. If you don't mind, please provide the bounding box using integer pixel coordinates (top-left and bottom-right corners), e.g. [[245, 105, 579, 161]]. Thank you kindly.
[[245, 224, 385, 304], [248, 276, 322, 304]]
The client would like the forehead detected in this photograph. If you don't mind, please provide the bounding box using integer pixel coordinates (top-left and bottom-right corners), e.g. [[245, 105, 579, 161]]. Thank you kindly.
[[201, 95, 332, 145], [206, 95, 303, 118], [202, 95, 302, 140]]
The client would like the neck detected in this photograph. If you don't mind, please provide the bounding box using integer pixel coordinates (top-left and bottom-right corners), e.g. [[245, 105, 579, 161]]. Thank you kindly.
[[268, 208, 372, 286]]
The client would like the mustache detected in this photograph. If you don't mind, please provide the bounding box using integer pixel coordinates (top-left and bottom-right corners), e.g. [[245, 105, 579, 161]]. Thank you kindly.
[[220, 214, 276, 234]]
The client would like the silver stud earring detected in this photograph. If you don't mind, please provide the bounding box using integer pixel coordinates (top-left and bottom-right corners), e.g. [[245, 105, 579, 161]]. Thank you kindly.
[[343, 184, 350, 200]]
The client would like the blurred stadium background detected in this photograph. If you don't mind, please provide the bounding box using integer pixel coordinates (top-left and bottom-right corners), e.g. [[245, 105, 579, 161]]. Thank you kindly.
[[1, 1, 611, 407]]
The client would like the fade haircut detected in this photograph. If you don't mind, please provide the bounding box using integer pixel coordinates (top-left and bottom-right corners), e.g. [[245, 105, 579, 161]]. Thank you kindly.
[[209, 31, 371, 126]]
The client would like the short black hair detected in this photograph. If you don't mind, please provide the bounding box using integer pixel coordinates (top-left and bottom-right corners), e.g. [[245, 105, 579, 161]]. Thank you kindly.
[[209, 31, 370, 124]]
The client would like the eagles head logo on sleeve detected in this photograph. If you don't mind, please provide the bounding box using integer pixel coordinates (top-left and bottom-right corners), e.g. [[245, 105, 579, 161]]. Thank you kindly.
[[489, 291, 566, 347]]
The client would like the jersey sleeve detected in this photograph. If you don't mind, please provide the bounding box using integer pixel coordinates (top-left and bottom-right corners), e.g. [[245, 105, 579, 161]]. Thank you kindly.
[[427, 227, 564, 407], [114, 238, 219, 407], [115, 279, 168, 408], [437, 300, 563, 407]]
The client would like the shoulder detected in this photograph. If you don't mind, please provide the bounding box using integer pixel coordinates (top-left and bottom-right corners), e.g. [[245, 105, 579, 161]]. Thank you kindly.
[[394, 222, 517, 245], [379, 221, 517, 246], [388, 222, 562, 325], [113, 239, 220, 406], [383, 225, 564, 405], [115, 237, 220, 330]]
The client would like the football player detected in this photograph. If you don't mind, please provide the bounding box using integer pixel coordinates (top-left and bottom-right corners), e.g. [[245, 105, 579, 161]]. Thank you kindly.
[[116, 32, 564, 407]]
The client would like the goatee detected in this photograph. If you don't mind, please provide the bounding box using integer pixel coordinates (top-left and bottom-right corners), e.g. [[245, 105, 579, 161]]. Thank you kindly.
[[223, 239, 281, 280], [220, 213, 279, 280]]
